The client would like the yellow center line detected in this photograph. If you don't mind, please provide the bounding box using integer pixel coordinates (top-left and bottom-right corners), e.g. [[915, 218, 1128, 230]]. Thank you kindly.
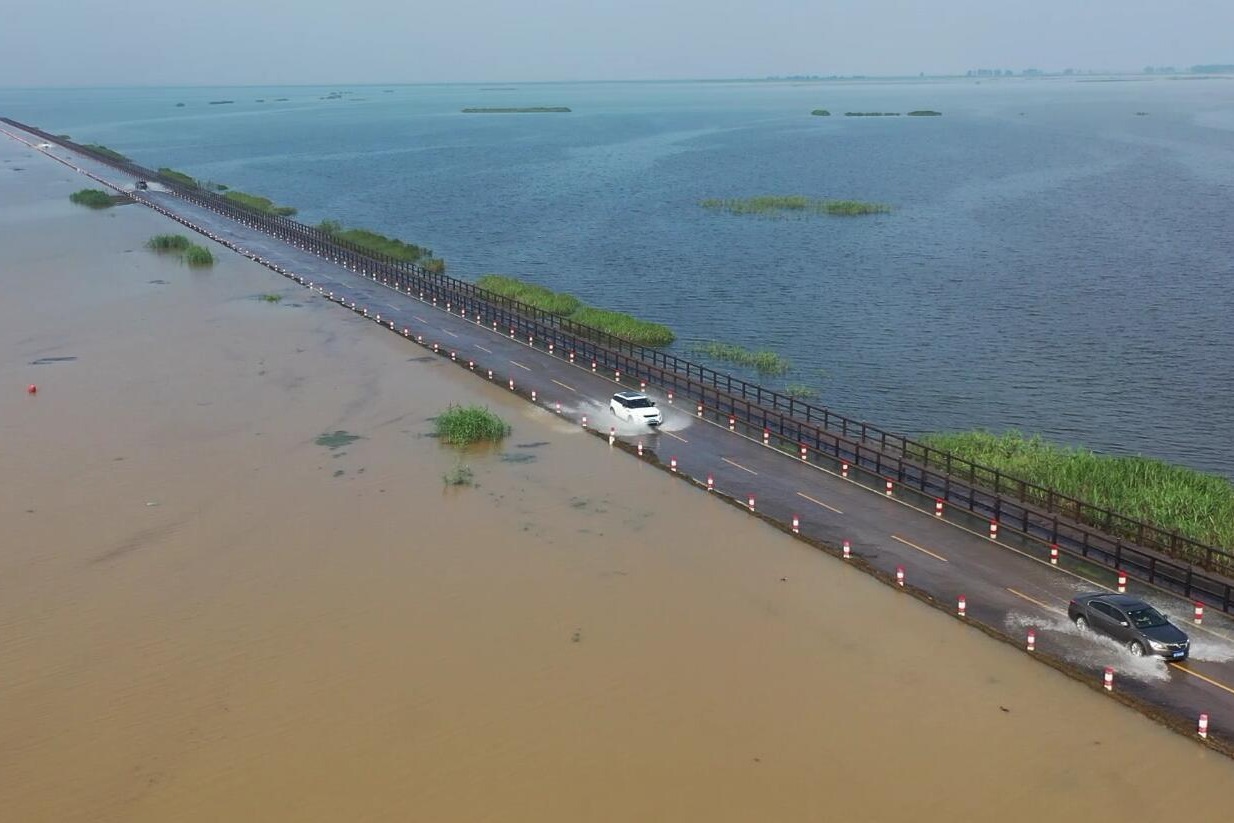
[[474, 344, 493, 354], [551, 379, 576, 393], [662, 430, 688, 443], [1005, 587, 1065, 615], [442, 329, 459, 338], [509, 360, 532, 372], [891, 534, 948, 563], [722, 457, 757, 475], [1172, 663, 1234, 696], [796, 491, 843, 515]]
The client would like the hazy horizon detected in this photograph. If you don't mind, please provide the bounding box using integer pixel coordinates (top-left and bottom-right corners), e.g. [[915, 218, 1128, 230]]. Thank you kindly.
[[4, 0, 1232, 88]]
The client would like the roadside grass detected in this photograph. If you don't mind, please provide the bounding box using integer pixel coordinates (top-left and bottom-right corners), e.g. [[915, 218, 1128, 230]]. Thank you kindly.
[[224, 190, 297, 216], [477, 274, 582, 316], [691, 341, 791, 376], [69, 188, 115, 208], [82, 144, 129, 162], [700, 195, 890, 217], [157, 167, 197, 187], [319, 220, 445, 272], [435, 405, 510, 445], [912, 430, 1234, 553]]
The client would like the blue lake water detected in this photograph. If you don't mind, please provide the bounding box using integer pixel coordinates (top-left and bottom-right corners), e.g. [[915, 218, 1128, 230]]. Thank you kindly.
[[4, 79, 1233, 477]]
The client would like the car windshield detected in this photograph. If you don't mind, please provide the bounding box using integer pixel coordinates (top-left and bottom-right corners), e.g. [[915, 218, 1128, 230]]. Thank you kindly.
[[1126, 606, 1167, 629], [625, 397, 654, 408]]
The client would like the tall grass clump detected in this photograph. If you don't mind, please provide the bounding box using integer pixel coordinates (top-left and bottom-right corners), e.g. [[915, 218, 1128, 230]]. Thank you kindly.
[[184, 245, 214, 267], [69, 189, 115, 208], [318, 220, 446, 272], [701, 195, 890, 217], [569, 307, 675, 347], [224, 190, 297, 216], [691, 341, 792, 375], [82, 144, 129, 161], [476, 274, 582, 316], [157, 167, 197, 187], [784, 383, 819, 399], [915, 430, 1234, 552], [435, 405, 511, 445], [146, 234, 191, 252]]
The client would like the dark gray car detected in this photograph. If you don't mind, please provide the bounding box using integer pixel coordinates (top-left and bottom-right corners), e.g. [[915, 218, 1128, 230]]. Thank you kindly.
[[1067, 592, 1190, 660]]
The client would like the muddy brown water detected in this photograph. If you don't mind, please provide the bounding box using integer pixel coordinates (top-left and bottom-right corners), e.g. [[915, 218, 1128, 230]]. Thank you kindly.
[[2, 136, 1231, 822]]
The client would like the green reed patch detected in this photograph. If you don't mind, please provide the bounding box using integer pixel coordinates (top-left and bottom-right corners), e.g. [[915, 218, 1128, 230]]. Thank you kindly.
[[318, 220, 445, 272], [146, 234, 192, 252], [224, 190, 297, 216], [476, 274, 582, 316], [913, 430, 1234, 554], [691, 341, 791, 375], [82, 144, 129, 162], [316, 430, 362, 450], [157, 167, 197, 187], [700, 195, 890, 217], [184, 245, 214, 267], [69, 188, 115, 209], [435, 405, 511, 446], [259, 293, 283, 303], [783, 383, 819, 399]]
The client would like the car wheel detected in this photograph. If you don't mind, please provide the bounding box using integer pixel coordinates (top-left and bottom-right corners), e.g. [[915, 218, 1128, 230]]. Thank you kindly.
[[1128, 641, 1146, 657], [1073, 615, 1088, 631]]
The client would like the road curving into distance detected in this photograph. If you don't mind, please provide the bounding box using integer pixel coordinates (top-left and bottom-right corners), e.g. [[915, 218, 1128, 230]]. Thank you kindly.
[[8, 122, 1234, 756]]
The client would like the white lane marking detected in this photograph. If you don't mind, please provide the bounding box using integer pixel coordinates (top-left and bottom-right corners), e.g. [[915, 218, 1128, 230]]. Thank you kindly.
[[662, 430, 688, 444], [1006, 587, 1064, 615], [510, 360, 532, 372], [475, 344, 493, 354], [551, 379, 576, 393], [722, 457, 757, 475], [796, 491, 843, 515], [442, 329, 459, 338], [891, 534, 948, 563]]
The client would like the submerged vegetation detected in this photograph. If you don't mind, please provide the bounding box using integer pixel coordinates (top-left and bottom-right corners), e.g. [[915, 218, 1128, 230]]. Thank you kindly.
[[259, 293, 283, 303], [700, 195, 891, 217], [810, 109, 831, 116], [443, 464, 475, 486], [691, 341, 792, 376], [224, 190, 297, 216], [69, 188, 116, 209], [184, 245, 214, 267], [82, 144, 129, 161], [845, 112, 901, 117], [318, 220, 445, 272], [476, 275, 675, 346], [461, 107, 571, 113], [435, 405, 511, 445], [913, 430, 1234, 553], [907, 110, 943, 116], [783, 383, 820, 400]]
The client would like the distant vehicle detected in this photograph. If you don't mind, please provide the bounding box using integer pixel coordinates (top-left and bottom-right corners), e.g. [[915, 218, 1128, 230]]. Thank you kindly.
[[1068, 592, 1190, 660], [135, 181, 148, 190], [609, 391, 662, 426]]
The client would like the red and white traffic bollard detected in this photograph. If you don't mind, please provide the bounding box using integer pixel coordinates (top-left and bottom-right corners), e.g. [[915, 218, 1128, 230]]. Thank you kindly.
[[1199, 713, 1210, 740], [1195, 602, 1205, 625], [957, 596, 967, 618], [707, 475, 714, 491], [842, 540, 851, 559], [637, 442, 643, 457], [670, 457, 678, 473], [1103, 667, 1115, 692], [667, 391, 674, 404], [609, 427, 616, 446], [592, 361, 597, 372], [433, 343, 439, 353], [1117, 571, 1127, 594], [614, 370, 620, 381], [555, 401, 560, 414], [1050, 544, 1059, 565], [1027, 629, 1037, 652], [895, 566, 905, 587], [530, 390, 536, 402], [934, 499, 944, 517], [581, 415, 588, 428], [988, 520, 998, 540], [548, 343, 555, 354], [792, 516, 800, 534], [450, 351, 456, 361], [799, 444, 807, 461], [640, 381, 646, 391], [763, 429, 770, 446], [841, 462, 849, 478], [569, 352, 575, 364], [747, 495, 755, 512], [509, 379, 515, 391], [487, 369, 493, 380], [27, 384, 37, 395], [696, 403, 703, 417], [885, 479, 893, 496], [729, 417, 735, 431]]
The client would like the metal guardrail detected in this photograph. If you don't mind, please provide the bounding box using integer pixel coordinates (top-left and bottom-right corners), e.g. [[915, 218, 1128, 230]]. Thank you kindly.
[[11, 117, 1233, 609]]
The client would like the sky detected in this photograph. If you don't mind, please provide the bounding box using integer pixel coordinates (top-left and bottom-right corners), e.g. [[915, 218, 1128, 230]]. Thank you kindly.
[[3, 0, 1232, 86]]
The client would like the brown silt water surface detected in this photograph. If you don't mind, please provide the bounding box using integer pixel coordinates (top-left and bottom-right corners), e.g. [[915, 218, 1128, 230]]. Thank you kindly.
[[2, 136, 1231, 822]]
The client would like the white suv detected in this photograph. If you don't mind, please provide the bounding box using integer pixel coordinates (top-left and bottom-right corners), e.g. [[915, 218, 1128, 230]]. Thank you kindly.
[[609, 391, 663, 426]]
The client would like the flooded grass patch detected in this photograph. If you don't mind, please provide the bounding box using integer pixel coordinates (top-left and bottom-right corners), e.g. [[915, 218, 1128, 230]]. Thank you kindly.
[[223, 190, 297, 217], [913, 430, 1234, 556], [435, 405, 510, 445], [146, 234, 192, 252], [184, 245, 214, 267], [443, 464, 475, 486], [700, 195, 890, 217], [499, 452, 537, 464], [691, 341, 791, 375], [259, 293, 283, 303], [318, 220, 445, 273], [69, 189, 116, 209]]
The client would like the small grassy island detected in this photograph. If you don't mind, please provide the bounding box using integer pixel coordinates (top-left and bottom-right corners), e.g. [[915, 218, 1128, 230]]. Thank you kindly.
[[845, 112, 901, 117], [700, 195, 891, 217], [318, 220, 445, 274], [208, 100, 235, 105], [476, 275, 675, 347], [224, 190, 298, 217], [907, 110, 942, 116], [145, 233, 213, 266], [184, 245, 214, 266], [811, 109, 832, 116], [435, 405, 511, 445], [461, 107, 571, 113], [913, 430, 1234, 559], [69, 188, 117, 209]]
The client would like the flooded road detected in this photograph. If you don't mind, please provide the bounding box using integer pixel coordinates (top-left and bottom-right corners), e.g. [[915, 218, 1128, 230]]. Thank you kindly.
[[2, 137, 1232, 822]]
